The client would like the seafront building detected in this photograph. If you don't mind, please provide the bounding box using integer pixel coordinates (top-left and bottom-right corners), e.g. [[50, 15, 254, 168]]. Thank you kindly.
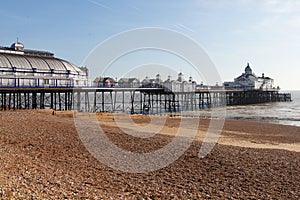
[[95, 64, 277, 92], [224, 63, 275, 90], [94, 72, 197, 92], [118, 78, 140, 88], [0, 41, 89, 87], [0, 41, 278, 92], [93, 77, 115, 87], [0, 42, 291, 111]]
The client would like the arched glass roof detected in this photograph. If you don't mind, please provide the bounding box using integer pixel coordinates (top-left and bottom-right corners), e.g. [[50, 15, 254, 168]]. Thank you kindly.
[[61, 60, 80, 74], [0, 52, 83, 74], [25, 56, 50, 71], [43, 58, 67, 71], [4, 54, 32, 70], [0, 54, 12, 69]]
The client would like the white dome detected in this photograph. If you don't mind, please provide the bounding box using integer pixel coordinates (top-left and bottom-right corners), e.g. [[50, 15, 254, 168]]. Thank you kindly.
[[11, 42, 24, 51]]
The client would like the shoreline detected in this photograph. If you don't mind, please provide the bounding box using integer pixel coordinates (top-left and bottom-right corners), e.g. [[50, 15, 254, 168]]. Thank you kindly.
[[4, 109, 300, 153], [24, 109, 300, 153]]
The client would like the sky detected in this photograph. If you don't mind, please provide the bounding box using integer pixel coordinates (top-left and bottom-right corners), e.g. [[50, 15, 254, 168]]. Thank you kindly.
[[1, 0, 300, 90]]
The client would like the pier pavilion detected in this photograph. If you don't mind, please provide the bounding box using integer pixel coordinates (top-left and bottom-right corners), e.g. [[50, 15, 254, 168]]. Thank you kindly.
[[0, 41, 89, 88], [224, 63, 275, 90]]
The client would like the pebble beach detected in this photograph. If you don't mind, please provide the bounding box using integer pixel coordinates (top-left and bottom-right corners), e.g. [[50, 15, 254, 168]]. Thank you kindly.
[[0, 110, 300, 199]]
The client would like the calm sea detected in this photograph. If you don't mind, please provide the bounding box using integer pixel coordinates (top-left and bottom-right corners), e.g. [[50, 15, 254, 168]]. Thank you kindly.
[[222, 90, 300, 127], [76, 90, 300, 127]]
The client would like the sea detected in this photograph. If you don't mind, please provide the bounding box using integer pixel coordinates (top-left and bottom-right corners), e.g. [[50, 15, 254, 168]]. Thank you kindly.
[[220, 90, 300, 127], [71, 89, 300, 127]]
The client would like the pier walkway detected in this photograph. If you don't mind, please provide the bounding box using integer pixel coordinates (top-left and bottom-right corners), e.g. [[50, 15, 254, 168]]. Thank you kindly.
[[0, 87, 292, 113]]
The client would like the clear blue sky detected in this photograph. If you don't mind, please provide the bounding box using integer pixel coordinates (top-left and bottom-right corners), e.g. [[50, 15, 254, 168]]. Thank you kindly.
[[1, 0, 299, 90]]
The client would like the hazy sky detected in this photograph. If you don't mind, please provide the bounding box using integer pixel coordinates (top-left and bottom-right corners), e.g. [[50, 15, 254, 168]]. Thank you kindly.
[[1, 0, 300, 90]]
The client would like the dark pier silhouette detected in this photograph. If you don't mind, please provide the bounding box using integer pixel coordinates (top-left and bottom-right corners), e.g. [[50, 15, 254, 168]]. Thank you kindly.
[[0, 87, 292, 114]]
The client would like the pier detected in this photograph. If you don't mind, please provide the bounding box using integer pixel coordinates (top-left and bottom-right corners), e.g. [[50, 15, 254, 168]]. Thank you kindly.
[[0, 87, 292, 113]]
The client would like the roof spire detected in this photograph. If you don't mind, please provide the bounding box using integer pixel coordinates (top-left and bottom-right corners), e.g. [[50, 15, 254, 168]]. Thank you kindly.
[[245, 62, 252, 75]]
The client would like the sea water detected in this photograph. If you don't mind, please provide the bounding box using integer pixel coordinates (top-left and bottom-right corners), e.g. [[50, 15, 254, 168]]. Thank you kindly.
[[221, 91, 300, 127], [72, 90, 300, 127]]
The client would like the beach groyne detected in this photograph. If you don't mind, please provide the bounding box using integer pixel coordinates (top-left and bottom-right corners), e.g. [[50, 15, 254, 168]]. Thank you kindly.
[[0, 88, 292, 113]]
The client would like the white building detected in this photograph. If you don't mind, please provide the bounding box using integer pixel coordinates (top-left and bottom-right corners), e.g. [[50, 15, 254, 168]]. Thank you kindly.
[[224, 63, 275, 90], [118, 78, 140, 88], [0, 41, 89, 87], [141, 74, 163, 88], [162, 72, 197, 92]]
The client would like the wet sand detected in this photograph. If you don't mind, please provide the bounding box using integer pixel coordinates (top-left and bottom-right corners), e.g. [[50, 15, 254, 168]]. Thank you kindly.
[[0, 110, 300, 199]]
